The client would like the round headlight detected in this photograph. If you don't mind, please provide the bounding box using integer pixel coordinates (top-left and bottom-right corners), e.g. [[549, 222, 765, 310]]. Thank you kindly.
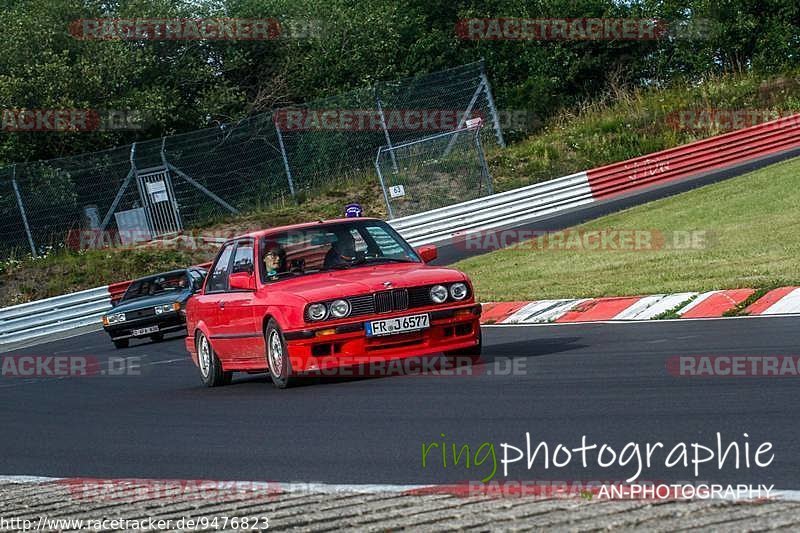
[[330, 299, 351, 318], [450, 283, 468, 300], [430, 285, 448, 304], [308, 303, 328, 321]]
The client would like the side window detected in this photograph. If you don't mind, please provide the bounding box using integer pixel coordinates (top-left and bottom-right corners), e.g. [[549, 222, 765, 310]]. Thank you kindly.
[[189, 269, 205, 290], [206, 243, 235, 292], [349, 228, 368, 252], [232, 241, 255, 274], [365, 225, 405, 257]]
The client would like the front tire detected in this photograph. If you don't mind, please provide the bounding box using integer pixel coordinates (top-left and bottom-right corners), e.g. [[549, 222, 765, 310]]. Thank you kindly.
[[196, 331, 232, 387], [265, 319, 295, 389]]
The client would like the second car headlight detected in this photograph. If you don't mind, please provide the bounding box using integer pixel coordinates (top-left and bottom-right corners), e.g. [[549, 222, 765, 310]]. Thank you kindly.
[[329, 299, 351, 318], [450, 283, 468, 300], [104, 312, 126, 325], [430, 285, 448, 304], [308, 303, 328, 321], [154, 303, 180, 314]]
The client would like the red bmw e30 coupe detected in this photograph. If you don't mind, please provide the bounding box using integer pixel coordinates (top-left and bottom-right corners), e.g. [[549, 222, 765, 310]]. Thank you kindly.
[[185, 218, 482, 388]]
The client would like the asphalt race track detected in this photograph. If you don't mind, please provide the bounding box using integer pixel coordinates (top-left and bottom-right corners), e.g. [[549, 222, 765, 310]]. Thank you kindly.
[[2, 316, 798, 488]]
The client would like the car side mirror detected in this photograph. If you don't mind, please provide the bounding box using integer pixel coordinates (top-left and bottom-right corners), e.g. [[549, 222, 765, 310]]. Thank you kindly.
[[229, 271, 256, 291], [416, 244, 437, 263]]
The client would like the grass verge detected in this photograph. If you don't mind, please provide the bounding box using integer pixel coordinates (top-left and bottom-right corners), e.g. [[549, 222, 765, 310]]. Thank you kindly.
[[455, 157, 800, 301]]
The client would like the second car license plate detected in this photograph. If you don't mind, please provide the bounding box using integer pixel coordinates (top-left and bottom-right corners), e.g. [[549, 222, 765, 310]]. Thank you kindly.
[[365, 313, 429, 337], [132, 325, 159, 337]]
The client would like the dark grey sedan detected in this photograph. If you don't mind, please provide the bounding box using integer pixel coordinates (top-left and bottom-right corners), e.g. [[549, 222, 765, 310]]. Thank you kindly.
[[102, 268, 206, 348]]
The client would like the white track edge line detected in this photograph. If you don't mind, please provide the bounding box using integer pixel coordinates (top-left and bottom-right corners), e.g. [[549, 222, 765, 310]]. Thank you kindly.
[[1, 476, 799, 501]]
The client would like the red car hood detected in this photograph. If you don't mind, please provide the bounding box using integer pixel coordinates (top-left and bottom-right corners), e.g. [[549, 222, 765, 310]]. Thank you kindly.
[[269, 263, 468, 302]]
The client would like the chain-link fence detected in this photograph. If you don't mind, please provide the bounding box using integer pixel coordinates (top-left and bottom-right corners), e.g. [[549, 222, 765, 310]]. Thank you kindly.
[[375, 121, 493, 219], [0, 60, 504, 260]]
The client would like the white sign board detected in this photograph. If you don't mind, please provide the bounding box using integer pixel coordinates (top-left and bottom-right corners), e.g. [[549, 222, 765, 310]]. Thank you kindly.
[[389, 185, 405, 198], [146, 180, 169, 203]]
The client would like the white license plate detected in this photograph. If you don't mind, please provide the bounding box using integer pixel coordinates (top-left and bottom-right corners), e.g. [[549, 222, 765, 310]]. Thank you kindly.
[[366, 313, 429, 337], [132, 325, 159, 337]]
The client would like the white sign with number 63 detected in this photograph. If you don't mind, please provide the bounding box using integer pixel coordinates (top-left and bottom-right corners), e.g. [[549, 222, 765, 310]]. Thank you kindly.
[[389, 185, 405, 198]]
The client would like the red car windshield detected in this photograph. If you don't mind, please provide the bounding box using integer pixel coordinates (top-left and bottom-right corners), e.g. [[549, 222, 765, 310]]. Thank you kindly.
[[259, 220, 420, 283]]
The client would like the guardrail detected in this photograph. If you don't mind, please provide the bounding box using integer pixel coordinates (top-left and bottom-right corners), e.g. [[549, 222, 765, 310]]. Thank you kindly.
[[2, 114, 799, 348], [586, 114, 800, 200], [0, 286, 111, 346], [393, 113, 800, 246], [391, 171, 593, 246]]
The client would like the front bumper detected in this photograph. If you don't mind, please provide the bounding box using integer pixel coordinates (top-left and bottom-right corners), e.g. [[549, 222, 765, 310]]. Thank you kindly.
[[103, 314, 187, 341], [283, 303, 481, 373]]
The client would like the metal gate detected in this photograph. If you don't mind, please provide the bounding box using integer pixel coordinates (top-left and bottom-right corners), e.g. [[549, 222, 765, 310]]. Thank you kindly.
[[136, 167, 182, 238]]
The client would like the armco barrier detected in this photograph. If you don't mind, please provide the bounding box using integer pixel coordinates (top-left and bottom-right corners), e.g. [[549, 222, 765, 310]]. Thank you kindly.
[[0, 286, 111, 346], [587, 114, 800, 200], [391, 171, 593, 246], [393, 113, 800, 246], [2, 113, 799, 347]]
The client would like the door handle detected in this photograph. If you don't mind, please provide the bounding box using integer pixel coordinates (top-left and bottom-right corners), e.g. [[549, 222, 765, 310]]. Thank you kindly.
[[217, 301, 225, 309]]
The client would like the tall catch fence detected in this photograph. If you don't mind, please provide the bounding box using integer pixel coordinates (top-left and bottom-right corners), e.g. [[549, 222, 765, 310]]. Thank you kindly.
[[0, 61, 504, 259]]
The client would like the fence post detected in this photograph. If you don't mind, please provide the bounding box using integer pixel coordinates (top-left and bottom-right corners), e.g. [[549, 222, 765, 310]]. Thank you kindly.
[[442, 78, 486, 157], [480, 61, 506, 148], [473, 127, 494, 195], [160, 137, 239, 215], [274, 114, 296, 197], [375, 86, 399, 172], [374, 148, 395, 219], [11, 165, 37, 257], [99, 143, 139, 239]]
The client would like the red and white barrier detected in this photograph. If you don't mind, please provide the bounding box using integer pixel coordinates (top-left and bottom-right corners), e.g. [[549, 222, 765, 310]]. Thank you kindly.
[[481, 286, 800, 325]]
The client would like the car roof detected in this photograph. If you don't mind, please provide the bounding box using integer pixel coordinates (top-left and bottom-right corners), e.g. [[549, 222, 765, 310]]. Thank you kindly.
[[230, 218, 384, 242], [132, 268, 190, 283]]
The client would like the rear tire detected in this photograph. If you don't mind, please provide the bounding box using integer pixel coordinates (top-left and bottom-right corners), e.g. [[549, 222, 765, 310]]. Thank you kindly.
[[265, 319, 295, 389], [196, 331, 232, 387], [113, 339, 129, 349]]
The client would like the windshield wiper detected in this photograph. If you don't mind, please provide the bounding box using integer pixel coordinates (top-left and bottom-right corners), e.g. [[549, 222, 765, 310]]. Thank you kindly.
[[360, 257, 415, 264]]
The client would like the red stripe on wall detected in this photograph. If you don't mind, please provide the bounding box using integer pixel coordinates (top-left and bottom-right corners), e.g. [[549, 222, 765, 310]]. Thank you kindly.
[[586, 114, 800, 201]]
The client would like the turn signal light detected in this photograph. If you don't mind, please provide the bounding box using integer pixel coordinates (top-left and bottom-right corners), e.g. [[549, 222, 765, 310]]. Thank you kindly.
[[316, 328, 337, 337]]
